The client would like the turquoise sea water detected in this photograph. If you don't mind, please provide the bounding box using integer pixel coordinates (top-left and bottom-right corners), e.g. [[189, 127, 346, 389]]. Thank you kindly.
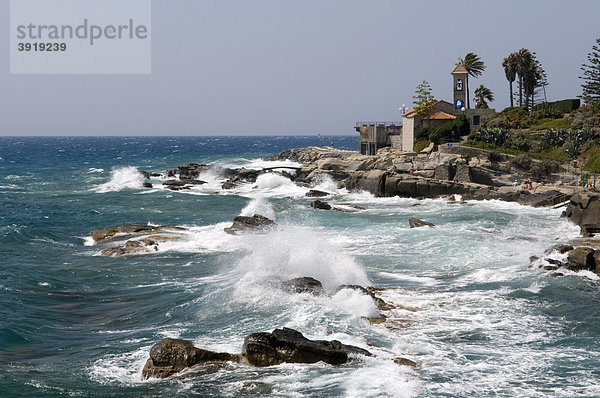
[[1, 136, 599, 397]]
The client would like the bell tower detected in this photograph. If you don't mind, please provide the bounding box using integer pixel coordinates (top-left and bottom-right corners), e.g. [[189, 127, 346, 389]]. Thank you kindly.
[[451, 63, 468, 110]]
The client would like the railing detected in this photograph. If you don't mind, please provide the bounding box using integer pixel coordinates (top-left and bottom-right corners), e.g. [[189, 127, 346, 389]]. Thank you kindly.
[[355, 121, 402, 127]]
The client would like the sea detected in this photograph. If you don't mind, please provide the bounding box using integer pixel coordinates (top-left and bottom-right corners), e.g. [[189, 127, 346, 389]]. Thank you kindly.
[[1, 136, 599, 397]]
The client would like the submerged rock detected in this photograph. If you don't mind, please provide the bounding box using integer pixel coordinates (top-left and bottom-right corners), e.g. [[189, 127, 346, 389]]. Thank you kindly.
[[408, 218, 436, 228], [224, 214, 275, 234], [142, 338, 241, 379], [242, 327, 371, 367]]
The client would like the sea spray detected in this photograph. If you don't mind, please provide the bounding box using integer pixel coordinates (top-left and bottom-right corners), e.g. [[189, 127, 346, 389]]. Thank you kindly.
[[312, 173, 341, 194], [93, 166, 145, 193], [239, 198, 276, 220], [233, 225, 370, 295]]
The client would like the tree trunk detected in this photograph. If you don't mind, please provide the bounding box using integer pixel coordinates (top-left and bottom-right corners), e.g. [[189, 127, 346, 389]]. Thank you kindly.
[[509, 80, 514, 108], [518, 76, 523, 107]]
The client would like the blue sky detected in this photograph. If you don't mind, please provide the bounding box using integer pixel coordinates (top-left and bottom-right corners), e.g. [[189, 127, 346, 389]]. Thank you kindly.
[[2, 0, 599, 135]]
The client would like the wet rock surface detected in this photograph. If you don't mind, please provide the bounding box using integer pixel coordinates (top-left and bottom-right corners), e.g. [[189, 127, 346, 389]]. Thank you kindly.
[[408, 218, 436, 228], [281, 277, 325, 296], [91, 224, 188, 256], [142, 338, 241, 379], [224, 214, 275, 234], [242, 327, 372, 367]]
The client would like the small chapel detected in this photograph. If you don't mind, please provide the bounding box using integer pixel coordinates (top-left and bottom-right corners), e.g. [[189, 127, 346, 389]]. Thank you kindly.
[[356, 62, 496, 154]]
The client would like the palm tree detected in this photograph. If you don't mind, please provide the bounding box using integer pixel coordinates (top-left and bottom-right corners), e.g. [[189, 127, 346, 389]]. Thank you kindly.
[[474, 85, 494, 109], [460, 52, 486, 109], [514, 48, 534, 107], [502, 53, 518, 107]]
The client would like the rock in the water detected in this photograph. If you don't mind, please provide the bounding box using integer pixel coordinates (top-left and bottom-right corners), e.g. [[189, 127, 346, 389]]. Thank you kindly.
[[221, 181, 236, 190], [162, 179, 186, 187], [305, 189, 330, 198], [142, 182, 153, 188], [242, 327, 371, 367], [281, 277, 325, 296], [92, 224, 155, 242], [224, 214, 275, 234], [311, 200, 332, 210], [91, 224, 187, 243], [393, 357, 420, 369], [100, 246, 126, 257], [566, 247, 596, 271], [408, 218, 435, 228], [142, 338, 240, 379]]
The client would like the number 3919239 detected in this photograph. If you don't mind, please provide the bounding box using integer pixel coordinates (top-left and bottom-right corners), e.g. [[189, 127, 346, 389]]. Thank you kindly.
[[18, 43, 67, 52]]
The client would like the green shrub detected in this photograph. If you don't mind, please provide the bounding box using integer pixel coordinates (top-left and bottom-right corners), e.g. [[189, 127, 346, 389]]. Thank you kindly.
[[413, 139, 430, 154], [541, 129, 567, 150], [530, 159, 560, 179], [583, 147, 600, 173], [564, 128, 596, 158], [488, 150, 505, 163], [502, 130, 532, 152], [479, 128, 509, 146], [512, 154, 533, 170], [430, 116, 470, 144], [415, 127, 431, 141], [501, 106, 529, 116], [531, 118, 572, 131], [532, 99, 580, 114]]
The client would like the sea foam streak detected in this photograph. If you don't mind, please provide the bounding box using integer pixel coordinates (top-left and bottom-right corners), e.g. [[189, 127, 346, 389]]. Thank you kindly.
[[93, 166, 144, 193]]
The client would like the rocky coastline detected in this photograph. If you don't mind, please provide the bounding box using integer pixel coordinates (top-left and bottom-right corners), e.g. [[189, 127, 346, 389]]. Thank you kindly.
[[89, 145, 600, 379]]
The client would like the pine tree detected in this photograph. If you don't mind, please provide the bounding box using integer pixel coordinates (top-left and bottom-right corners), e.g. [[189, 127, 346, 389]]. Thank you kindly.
[[580, 38, 600, 104], [412, 81, 435, 129]]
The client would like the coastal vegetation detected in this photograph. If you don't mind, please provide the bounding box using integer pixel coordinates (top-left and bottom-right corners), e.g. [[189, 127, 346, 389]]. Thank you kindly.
[[580, 37, 600, 104], [460, 38, 600, 172]]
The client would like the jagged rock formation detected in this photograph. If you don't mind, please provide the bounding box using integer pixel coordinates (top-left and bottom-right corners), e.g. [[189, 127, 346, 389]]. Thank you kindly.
[[408, 218, 436, 228], [142, 338, 241, 379], [142, 328, 372, 379], [224, 214, 276, 234], [565, 193, 600, 236], [242, 327, 372, 367]]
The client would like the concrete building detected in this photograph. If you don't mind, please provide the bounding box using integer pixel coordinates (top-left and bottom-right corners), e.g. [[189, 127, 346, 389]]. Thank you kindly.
[[355, 121, 402, 155], [356, 62, 496, 154]]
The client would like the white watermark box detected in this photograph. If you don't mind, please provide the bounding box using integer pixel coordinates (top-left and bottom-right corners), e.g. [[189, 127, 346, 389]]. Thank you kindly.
[[10, 0, 151, 74]]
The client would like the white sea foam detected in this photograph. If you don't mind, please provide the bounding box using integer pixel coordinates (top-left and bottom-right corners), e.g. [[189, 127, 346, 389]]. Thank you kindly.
[[330, 288, 379, 318], [239, 198, 276, 220], [239, 173, 306, 198], [88, 168, 104, 173], [311, 173, 340, 193], [233, 225, 370, 295], [93, 166, 144, 193], [88, 347, 149, 386]]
